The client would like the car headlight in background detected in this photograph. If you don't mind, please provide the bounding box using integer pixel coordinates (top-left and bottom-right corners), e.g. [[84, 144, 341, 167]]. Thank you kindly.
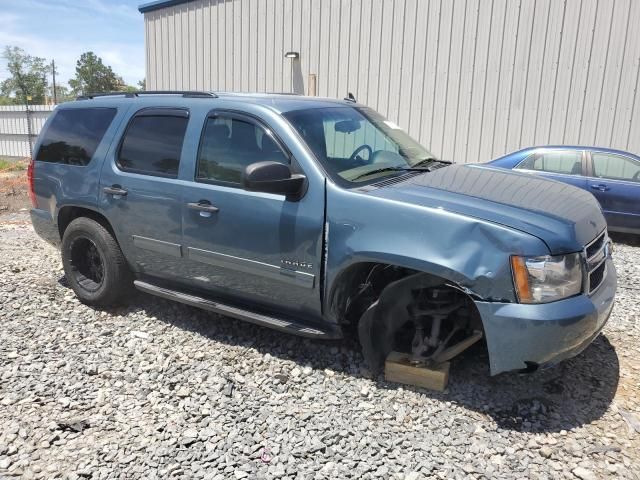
[[511, 253, 583, 303]]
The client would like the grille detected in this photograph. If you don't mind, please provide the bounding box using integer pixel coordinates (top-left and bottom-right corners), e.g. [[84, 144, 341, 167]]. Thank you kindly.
[[584, 230, 609, 294], [589, 261, 606, 293], [586, 232, 606, 258]]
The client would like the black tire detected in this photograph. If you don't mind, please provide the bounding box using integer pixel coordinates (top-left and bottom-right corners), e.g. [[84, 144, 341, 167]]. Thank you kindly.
[[61, 217, 132, 307]]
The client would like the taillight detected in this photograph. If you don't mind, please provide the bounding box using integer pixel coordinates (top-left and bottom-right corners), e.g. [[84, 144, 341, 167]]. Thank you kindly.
[[27, 158, 37, 208]]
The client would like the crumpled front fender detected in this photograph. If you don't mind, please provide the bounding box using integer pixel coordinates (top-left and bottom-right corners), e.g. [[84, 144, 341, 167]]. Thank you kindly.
[[324, 182, 551, 321]]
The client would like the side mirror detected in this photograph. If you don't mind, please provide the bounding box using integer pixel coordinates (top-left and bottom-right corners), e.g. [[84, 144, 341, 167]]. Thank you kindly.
[[243, 161, 306, 199]]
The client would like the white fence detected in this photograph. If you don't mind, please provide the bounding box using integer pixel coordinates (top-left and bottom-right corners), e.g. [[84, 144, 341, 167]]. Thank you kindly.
[[0, 105, 56, 159]]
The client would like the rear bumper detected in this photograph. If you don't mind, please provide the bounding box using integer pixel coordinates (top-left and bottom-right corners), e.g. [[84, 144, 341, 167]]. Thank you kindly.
[[475, 258, 616, 375], [30, 208, 60, 247]]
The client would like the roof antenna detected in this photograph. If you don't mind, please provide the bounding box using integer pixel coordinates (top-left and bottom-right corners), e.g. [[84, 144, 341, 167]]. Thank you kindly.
[[344, 92, 357, 103]]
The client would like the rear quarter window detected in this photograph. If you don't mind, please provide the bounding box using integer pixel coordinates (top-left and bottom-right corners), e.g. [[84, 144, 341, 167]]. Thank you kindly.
[[36, 108, 117, 166]]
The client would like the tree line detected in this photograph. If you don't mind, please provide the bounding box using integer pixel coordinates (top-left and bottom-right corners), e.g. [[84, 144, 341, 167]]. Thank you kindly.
[[0, 46, 145, 105]]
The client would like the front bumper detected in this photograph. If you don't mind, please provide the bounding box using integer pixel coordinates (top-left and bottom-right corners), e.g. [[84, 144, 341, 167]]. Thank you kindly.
[[475, 258, 616, 375]]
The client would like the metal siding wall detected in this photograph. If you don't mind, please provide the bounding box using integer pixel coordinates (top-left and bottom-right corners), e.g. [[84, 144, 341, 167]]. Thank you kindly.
[[0, 105, 56, 158], [144, 0, 640, 163]]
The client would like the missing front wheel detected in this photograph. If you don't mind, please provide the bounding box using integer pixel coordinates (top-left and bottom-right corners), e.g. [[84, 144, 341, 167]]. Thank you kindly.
[[357, 274, 484, 374]]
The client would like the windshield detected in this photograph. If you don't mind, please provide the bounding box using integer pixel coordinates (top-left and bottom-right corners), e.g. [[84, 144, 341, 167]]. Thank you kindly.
[[284, 106, 437, 184]]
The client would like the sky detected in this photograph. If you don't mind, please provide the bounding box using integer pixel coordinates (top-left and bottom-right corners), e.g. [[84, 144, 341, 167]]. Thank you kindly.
[[0, 0, 146, 89]]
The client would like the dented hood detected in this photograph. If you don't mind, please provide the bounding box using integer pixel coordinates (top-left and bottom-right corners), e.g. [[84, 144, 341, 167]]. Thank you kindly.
[[367, 164, 605, 254]]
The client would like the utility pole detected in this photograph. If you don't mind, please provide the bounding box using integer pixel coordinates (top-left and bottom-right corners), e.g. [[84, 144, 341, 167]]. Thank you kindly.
[[52, 60, 57, 105], [43, 74, 48, 105], [25, 95, 33, 158]]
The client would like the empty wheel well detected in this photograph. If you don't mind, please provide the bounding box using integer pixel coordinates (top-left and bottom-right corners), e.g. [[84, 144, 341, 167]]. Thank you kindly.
[[331, 262, 481, 324], [57, 206, 118, 242], [330, 262, 418, 327], [331, 263, 485, 373]]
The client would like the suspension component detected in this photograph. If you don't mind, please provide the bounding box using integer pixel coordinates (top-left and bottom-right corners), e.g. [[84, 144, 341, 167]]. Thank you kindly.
[[408, 287, 469, 364]]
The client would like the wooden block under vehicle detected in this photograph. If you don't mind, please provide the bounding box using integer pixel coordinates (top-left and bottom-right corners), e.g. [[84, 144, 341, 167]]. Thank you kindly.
[[384, 351, 450, 392]]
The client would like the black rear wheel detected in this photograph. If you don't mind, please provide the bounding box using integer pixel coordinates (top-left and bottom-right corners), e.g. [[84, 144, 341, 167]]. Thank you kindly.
[[69, 237, 105, 291], [61, 217, 132, 306]]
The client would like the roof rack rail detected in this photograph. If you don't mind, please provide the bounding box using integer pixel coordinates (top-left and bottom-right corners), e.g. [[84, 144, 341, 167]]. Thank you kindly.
[[142, 90, 219, 98], [77, 90, 219, 100], [76, 92, 136, 100]]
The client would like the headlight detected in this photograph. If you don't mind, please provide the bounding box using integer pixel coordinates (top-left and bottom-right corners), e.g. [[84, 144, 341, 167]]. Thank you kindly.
[[511, 253, 583, 303]]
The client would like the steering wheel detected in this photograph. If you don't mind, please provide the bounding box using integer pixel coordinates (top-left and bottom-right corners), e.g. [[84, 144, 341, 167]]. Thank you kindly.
[[633, 170, 640, 181], [349, 144, 373, 164]]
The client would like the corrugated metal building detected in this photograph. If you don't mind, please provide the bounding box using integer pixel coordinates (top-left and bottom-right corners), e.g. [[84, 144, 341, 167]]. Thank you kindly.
[[140, 0, 640, 163]]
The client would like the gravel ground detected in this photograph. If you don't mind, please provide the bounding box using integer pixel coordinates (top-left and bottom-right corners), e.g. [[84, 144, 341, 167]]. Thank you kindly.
[[1, 213, 639, 480]]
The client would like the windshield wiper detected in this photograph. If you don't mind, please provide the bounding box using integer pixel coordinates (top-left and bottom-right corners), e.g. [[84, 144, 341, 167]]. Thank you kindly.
[[350, 167, 409, 182], [412, 158, 434, 167], [408, 158, 454, 171], [351, 159, 451, 181], [410, 158, 438, 168]]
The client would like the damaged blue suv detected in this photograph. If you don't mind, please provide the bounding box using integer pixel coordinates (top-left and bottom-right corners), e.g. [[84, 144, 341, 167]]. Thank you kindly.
[[29, 91, 616, 375]]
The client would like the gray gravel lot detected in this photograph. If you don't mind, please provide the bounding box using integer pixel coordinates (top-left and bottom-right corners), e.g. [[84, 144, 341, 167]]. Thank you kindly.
[[1, 213, 639, 479]]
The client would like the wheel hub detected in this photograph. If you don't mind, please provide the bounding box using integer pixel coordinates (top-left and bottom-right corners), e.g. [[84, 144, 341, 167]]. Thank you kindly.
[[70, 237, 104, 291]]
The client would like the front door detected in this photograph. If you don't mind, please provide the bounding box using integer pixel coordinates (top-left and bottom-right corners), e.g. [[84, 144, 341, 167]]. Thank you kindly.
[[99, 107, 189, 279], [180, 111, 325, 319], [587, 151, 640, 232]]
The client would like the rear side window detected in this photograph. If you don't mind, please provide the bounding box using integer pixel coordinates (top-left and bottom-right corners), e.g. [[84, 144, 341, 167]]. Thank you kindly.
[[592, 153, 640, 182], [36, 108, 116, 166], [117, 112, 188, 178], [516, 151, 582, 175]]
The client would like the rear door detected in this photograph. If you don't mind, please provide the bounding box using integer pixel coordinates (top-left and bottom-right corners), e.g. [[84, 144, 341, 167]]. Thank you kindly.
[[587, 151, 640, 232], [514, 149, 588, 190], [99, 107, 189, 279], [179, 110, 325, 319]]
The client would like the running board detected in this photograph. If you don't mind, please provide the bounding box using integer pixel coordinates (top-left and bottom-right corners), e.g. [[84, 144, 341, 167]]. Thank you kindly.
[[133, 280, 340, 339]]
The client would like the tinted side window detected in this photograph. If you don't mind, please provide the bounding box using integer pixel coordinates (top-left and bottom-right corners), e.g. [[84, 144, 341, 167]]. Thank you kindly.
[[36, 108, 116, 165], [517, 151, 582, 175], [118, 114, 188, 177], [592, 153, 640, 183], [196, 116, 289, 184]]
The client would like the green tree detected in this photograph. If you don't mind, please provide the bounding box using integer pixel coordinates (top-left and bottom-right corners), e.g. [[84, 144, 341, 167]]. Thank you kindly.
[[137, 78, 146, 90], [0, 46, 50, 104], [68, 52, 125, 95], [118, 79, 146, 93]]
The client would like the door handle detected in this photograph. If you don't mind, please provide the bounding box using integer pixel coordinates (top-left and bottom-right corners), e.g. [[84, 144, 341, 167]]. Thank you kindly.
[[187, 201, 219, 213], [590, 184, 610, 192], [103, 185, 128, 196]]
